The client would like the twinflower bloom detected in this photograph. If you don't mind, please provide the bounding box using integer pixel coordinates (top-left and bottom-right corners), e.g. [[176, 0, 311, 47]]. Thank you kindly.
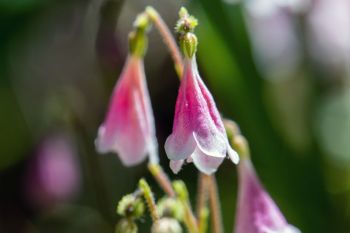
[[235, 158, 300, 233], [96, 15, 158, 166], [165, 31, 239, 174]]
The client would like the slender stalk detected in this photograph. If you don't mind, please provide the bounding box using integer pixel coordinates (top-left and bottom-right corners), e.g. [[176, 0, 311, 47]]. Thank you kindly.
[[196, 173, 209, 216], [183, 202, 200, 233], [145, 6, 183, 77], [173, 180, 199, 233], [148, 163, 176, 197], [208, 175, 224, 233], [197, 173, 210, 233]]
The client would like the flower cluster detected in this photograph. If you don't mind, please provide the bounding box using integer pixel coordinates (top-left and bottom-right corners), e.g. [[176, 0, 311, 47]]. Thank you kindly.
[[96, 6, 301, 233]]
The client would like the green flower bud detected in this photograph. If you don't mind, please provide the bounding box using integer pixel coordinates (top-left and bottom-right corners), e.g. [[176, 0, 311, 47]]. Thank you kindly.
[[172, 180, 189, 202], [117, 194, 145, 219], [175, 7, 198, 34], [115, 218, 138, 233], [151, 218, 182, 233], [157, 197, 184, 220], [232, 135, 250, 159]]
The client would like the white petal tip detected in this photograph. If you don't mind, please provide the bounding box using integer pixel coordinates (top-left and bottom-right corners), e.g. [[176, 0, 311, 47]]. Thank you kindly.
[[169, 160, 184, 174], [284, 225, 302, 233], [227, 147, 240, 164], [261, 224, 301, 233]]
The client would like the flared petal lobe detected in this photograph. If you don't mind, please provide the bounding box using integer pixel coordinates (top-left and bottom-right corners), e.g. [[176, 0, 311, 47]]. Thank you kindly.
[[235, 159, 300, 233], [96, 55, 158, 166], [165, 57, 239, 174]]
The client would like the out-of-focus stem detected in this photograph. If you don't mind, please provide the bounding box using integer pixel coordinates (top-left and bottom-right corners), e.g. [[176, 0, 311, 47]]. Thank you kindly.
[[197, 173, 210, 233], [196, 173, 209, 216], [145, 6, 183, 78], [148, 163, 176, 197], [208, 175, 224, 233], [173, 180, 199, 233], [183, 202, 200, 233]]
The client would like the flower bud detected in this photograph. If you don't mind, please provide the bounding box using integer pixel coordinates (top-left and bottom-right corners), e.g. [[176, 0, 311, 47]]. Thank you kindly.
[[115, 218, 138, 233], [117, 194, 145, 219], [151, 218, 182, 233], [157, 197, 184, 220]]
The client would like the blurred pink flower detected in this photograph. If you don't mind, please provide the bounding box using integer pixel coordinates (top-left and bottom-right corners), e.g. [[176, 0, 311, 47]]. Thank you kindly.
[[25, 135, 80, 208], [234, 158, 300, 233], [96, 55, 158, 166], [307, 0, 350, 69], [165, 57, 239, 175]]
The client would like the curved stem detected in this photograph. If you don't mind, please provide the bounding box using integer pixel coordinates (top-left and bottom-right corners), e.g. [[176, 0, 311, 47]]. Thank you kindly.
[[145, 6, 183, 78]]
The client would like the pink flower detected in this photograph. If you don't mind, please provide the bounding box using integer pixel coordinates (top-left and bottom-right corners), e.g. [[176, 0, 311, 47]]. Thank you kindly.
[[234, 158, 300, 233], [96, 55, 158, 166], [25, 134, 80, 208], [165, 56, 239, 174]]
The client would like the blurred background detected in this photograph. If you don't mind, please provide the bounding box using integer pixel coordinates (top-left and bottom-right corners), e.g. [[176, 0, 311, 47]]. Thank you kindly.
[[1, 0, 350, 232]]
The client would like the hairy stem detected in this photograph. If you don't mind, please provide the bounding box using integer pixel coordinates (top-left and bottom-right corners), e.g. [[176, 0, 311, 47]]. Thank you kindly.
[[208, 175, 224, 233], [145, 6, 183, 77], [139, 178, 159, 221]]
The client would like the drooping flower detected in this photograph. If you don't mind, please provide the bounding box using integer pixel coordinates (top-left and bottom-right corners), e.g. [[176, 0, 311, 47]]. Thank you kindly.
[[234, 158, 300, 233], [164, 30, 239, 175], [96, 54, 158, 166], [96, 16, 158, 166]]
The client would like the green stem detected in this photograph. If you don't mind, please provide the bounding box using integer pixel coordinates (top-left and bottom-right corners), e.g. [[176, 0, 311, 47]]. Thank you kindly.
[[197, 173, 210, 233], [208, 175, 224, 233], [173, 180, 199, 233], [148, 163, 176, 197]]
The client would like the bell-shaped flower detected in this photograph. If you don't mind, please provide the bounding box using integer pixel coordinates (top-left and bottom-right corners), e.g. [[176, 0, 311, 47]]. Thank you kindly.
[[95, 54, 158, 166], [234, 158, 300, 233], [164, 32, 239, 174]]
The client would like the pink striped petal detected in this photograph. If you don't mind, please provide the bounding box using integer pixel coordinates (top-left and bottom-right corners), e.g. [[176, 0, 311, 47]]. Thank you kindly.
[[96, 55, 158, 166], [235, 159, 300, 233]]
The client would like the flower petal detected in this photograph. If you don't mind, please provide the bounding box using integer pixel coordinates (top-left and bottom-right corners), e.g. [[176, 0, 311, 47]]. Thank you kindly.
[[261, 224, 301, 233], [169, 160, 184, 174], [227, 143, 240, 164], [165, 132, 196, 161], [96, 56, 157, 166], [191, 147, 225, 175], [235, 159, 299, 233]]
